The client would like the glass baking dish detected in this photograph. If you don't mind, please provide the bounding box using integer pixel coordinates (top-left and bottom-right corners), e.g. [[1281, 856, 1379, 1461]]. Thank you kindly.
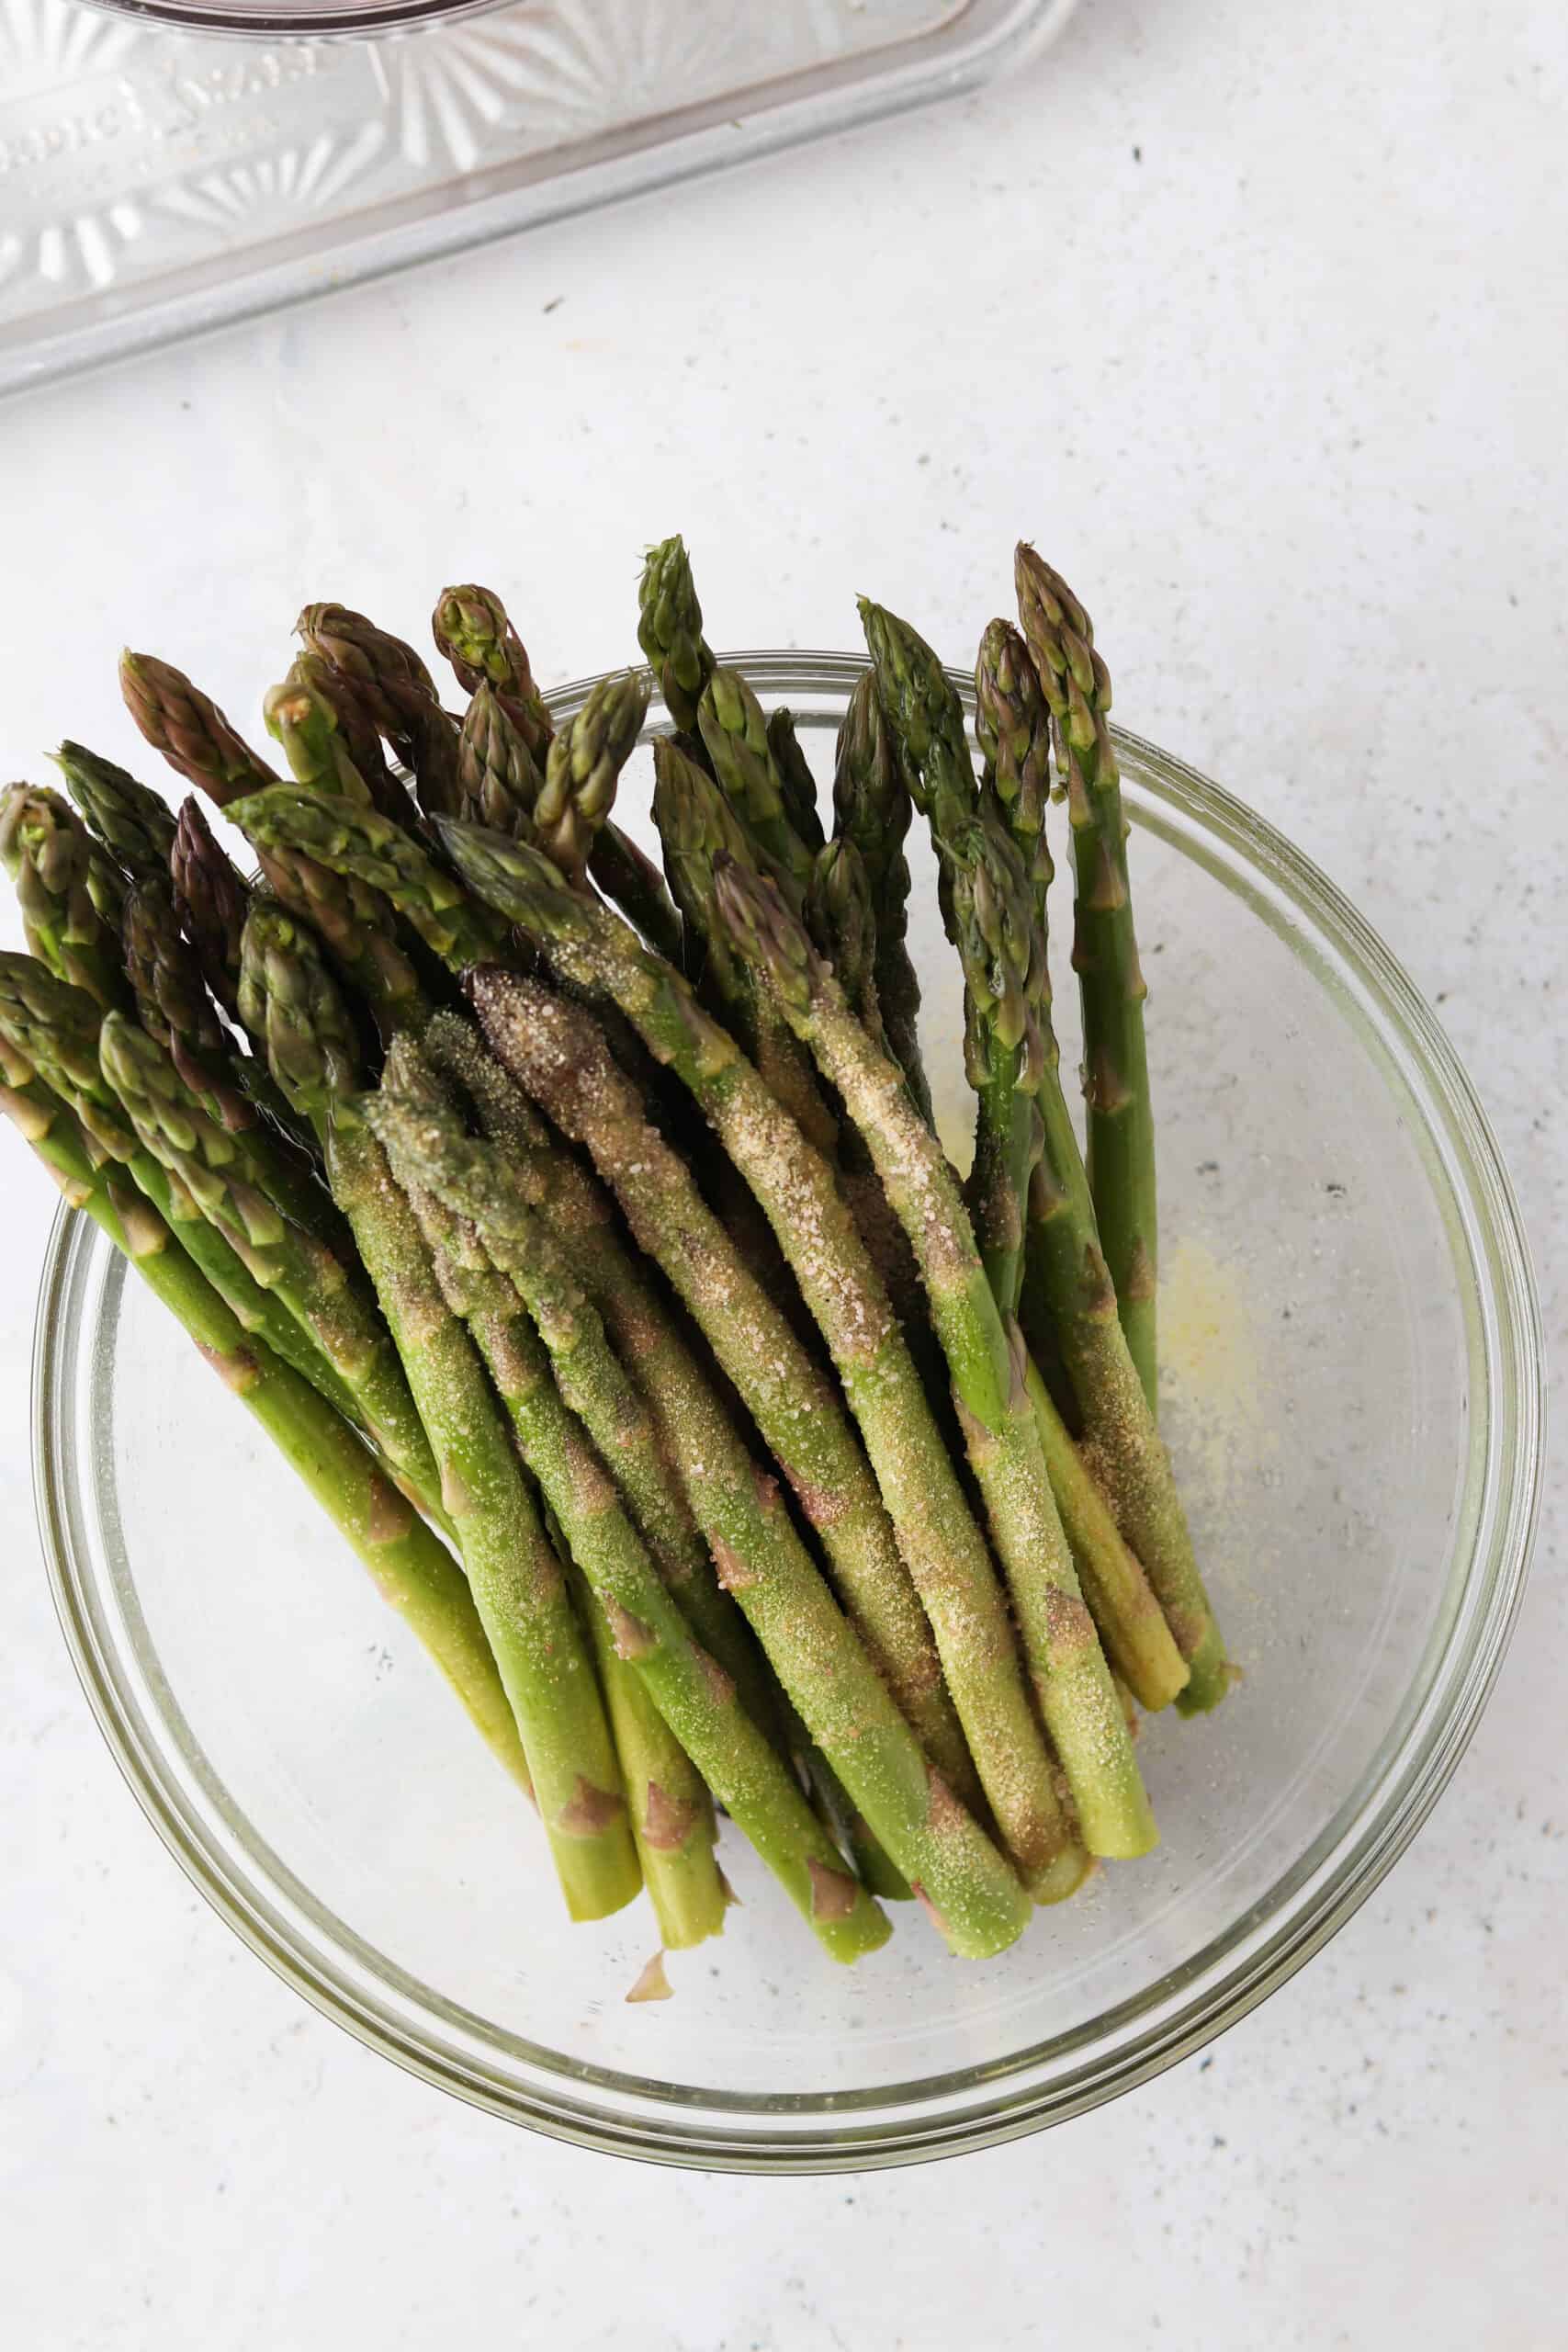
[[0, 0, 1078, 397]]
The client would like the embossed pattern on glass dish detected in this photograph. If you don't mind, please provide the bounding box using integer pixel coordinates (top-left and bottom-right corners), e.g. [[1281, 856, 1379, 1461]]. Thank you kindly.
[[0, 0, 1078, 393]]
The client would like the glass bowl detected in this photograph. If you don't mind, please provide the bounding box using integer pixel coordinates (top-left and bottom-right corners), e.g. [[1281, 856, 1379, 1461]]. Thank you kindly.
[[32, 652, 1541, 2171]]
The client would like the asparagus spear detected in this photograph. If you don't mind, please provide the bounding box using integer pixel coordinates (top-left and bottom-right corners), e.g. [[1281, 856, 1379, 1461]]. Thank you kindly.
[[374, 1066, 1028, 1956], [97, 1008, 450, 1524], [766, 709, 827, 856], [285, 649, 428, 835], [119, 651, 277, 804], [970, 571, 1225, 1706], [636, 535, 715, 735], [0, 784, 128, 1012], [170, 797, 247, 1019], [653, 739, 839, 1159], [263, 673, 378, 806], [804, 836, 931, 1332], [711, 856, 1156, 1859], [698, 668, 816, 901], [376, 1042, 721, 1637], [456, 681, 545, 837], [54, 742, 177, 886], [432, 1008, 907, 1892], [229, 786, 510, 978], [120, 878, 254, 1128], [233, 902, 638, 1917], [0, 955, 365, 1430], [1015, 547, 1158, 1408], [376, 1100, 887, 1963], [228, 782, 682, 1137], [372, 1069, 727, 1953], [119, 652, 423, 1036], [570, 1551, 725, 1951], [434, 974, 976, 1802], [863, 599, 1218, 1704], [335, 1142, 643, 1918], [945, 800, 1049, 1317], [579, 820, 685, 967], [447, 910, 1077, 1892], [830, 673, 933, 1125], [416, 1012, 802, 1751], [974, 618, 1055, 921], [434, 581, 677, 951], [0, 1042, 535, 1801], [1027, 1363, 1189, 1712], [532, 672, 650, 892], [295, 603, 461, 819], [432, 582, 552, 763], [164, 795, 337, 1169]]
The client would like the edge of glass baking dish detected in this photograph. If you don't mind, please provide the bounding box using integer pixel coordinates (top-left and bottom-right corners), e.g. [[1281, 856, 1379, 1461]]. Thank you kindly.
[[0, 0, 1079, 400]]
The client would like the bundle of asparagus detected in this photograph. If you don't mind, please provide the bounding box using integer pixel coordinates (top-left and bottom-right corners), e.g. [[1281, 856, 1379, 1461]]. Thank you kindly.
[[1, 537, 1232, 1977]]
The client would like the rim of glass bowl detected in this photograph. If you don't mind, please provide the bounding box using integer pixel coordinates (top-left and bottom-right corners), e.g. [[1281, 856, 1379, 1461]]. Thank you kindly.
[[32, 652, 1542, 2173], [78, 0, 525, 39]]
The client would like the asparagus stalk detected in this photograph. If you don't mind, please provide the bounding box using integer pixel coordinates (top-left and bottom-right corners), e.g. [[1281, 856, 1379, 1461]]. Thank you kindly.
[[945, 800, 1049, 1318], [830, 674, 933, 1125], [54, 742, 177, 886], [333, 1133, 641, 1920], [141, 808, 332, 1172], [1021, 1078, 1230, 1710], [974, 618, 1055, 922], [376, 1069, 1029, 1956], [804, 836, 932, 1338], [170, 797, 247, 1019], [378, 1111, 887, 1964], [285, 649, 428, 835], [0, 955, 364, 1430], [697, 667, 816, 902], [1015, 547, 1158, 1408], [97, 1008, 449, 1522], [234, 901, 637, 1916], [441, 973, 975, 1791], [295, 603, 461, 819], [416, 1012, 801, 1750], [0, 784, 128, 1012], [580, 820, 685, 967], [653, 739, 839, 1159], [228, 786, 509, 977], [119, 651, 277, 804], [448, 915, 1077, 1893], [119, 652, 424, 1037], [533, 672, 650, 892], [264, 673, 379, 806], [711, 856, 1156, 1859], [455, 681, 545, 837], [962, 573, 1226, 1706], [435, 581, 677, 952], [0, 1029, 529, 1791], [1027, 1363, 1188, 1712], [570, 1553, 726, 1951], [432, 582, 553, 763], [863, 599, 1218, 1705], [376, 1043, 719, 1632], [120, 878, 254, 1128], [371, 1072, 727, 1953], [766, 709, 827, 856], [636, 535, 715, 736]]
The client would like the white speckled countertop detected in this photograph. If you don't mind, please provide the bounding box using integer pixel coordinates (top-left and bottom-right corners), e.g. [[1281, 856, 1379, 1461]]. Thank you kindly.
[[2, 0, 1562, 2340]]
